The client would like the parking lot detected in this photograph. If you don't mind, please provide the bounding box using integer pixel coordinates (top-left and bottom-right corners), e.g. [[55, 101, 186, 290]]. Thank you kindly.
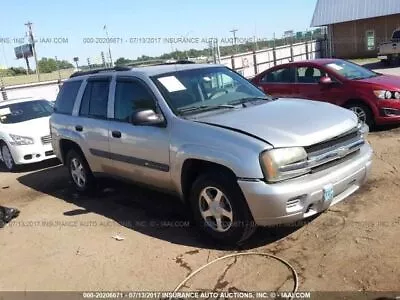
[[0, 63, 400, 293]]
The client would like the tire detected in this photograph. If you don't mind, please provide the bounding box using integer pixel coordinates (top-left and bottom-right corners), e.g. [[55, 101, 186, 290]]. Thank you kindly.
[[66, 149, 95, 193], [189, 171, 256, 245], [1, 143, 17, 172], [345, 102, 374, 128], [387, 55, 393, 66]]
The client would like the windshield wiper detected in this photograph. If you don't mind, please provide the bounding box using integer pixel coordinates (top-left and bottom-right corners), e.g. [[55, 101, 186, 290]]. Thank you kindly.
[[228, 96, 274, 106], [178, 104, 236, 115]]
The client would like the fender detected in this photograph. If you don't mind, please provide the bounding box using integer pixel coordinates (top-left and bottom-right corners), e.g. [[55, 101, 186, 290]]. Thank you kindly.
[[170, 143, 266, 196]]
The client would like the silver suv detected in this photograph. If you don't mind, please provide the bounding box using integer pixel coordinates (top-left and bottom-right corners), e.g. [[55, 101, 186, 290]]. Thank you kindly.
[[50, 63, 373, 244]]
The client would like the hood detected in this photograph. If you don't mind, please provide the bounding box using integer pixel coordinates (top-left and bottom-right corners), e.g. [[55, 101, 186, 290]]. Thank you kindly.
[[356, 74, 400, 89], [193, 99, 358, 148], [1, 116, 51, 137]]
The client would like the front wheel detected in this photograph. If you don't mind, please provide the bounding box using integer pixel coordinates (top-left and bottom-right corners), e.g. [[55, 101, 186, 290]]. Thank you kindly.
[[66, 149, 95, 193], [1, 144, 16, 171], [189, 171, 256, 245], [345, 103, 374, 128]]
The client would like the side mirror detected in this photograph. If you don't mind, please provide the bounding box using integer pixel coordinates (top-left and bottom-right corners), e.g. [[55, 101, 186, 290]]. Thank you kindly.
[[319, 76, 333, 84], [131, 109, 165, 126]]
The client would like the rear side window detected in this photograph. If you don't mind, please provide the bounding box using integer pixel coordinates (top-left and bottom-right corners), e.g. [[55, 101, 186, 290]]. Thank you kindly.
[[80, 80, 110, 119], [54, 80, 82, 114], [261, 67, 295, 83]]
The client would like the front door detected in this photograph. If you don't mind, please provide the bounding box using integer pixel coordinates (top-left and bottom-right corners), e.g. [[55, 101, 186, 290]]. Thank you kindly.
[[107, 77, 172, 190], [294, 66, 344, 105]]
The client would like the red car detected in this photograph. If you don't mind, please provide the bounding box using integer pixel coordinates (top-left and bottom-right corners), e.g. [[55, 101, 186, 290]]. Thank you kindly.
[[252, 59, 400, 127]]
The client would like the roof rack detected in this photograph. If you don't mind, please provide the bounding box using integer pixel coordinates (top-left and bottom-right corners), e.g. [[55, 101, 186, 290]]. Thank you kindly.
[[69, 66, 132, 78], [160, 60, 196, 65], [125, 59, 196, 68]]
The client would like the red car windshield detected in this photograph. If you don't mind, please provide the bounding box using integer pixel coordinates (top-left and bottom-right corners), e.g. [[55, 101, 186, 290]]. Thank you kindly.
[[325, 60, 378, 80]]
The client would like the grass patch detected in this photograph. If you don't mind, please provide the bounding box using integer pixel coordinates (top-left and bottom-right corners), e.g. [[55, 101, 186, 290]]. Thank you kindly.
[[349, 58, 380, 65], [1, 69, 74, 87]]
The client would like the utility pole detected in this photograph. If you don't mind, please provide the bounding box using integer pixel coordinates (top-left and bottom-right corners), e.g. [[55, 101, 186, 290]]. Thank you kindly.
[[230, 29, 238, 53], [103, 25, 113, 67], [55, 56, 61, 80], [25, 21, 40, 81], [216, 38, 221, 63]]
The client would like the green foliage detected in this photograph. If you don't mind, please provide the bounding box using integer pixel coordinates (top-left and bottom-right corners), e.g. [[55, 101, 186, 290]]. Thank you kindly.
[[38, 57, 73, 73], [115, 57, 135, 66]]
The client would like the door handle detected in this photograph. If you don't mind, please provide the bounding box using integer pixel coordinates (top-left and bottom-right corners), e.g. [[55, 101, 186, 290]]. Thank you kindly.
[[75, 125, 83, 132], [112, 130, 121, 138]]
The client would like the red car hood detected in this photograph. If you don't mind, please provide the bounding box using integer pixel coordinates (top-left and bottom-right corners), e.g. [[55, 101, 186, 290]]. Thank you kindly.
[[357, 74, 400, 89]]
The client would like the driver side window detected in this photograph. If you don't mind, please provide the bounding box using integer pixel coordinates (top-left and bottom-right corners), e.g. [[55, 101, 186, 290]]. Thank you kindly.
[[114, 79, 156, 122], [296, 67, 323, 83]]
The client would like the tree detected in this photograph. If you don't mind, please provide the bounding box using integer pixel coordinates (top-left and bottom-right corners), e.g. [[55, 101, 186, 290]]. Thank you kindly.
[[58, 60, 74, 69], [38, 58, 57, 73], [37, 57, 74, 73], [115, 57, 134, 66]]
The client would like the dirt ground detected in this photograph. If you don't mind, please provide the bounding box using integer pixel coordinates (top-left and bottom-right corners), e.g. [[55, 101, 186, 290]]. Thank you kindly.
[[0, 64, 399, 294], [0, 128, 399, 293]]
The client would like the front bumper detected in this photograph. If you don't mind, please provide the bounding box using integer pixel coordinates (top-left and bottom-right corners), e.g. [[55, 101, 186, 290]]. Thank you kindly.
[[8, 142, 56, 165], [375, 105, 400, 124], [238, 143, 373, 226]]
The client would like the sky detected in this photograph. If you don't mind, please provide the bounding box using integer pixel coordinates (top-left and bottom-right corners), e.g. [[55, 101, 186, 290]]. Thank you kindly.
[[0, 0, 318, 68]]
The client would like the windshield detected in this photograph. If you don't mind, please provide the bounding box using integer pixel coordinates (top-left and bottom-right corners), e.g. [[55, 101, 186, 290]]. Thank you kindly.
[[325, 60, 378, 80], [392, 30, 400, 40], [0, 100, 53, 124], [152, 66, 268, 115]]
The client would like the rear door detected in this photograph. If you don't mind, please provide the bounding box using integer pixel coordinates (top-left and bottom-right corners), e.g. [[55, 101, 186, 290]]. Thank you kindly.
[[75, 77, 113, 172], [257, 66, 296, 98]]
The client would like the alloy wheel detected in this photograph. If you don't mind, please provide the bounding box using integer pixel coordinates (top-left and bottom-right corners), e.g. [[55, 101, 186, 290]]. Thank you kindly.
[[350, 106, 367, 124], [70, 157, 86, 188], [198, 186, 233, 232]]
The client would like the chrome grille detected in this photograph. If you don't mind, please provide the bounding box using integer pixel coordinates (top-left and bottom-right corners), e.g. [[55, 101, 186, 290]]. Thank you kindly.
[[278, 126, 365, 177], [305, 127, 360, 156], [41, 135, 52, 144], [306, 127, 364, 171]]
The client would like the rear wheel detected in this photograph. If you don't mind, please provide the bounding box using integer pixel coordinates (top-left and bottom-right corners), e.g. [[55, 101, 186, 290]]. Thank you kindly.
[[66, 149, 95, 193], [1, 144, 16, 172], [189, 171, 256, 245], [345, 102, 374, 128]]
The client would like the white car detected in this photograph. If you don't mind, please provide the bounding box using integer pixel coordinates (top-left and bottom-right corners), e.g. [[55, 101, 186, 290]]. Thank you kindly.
[[0, 98, 56, 171]]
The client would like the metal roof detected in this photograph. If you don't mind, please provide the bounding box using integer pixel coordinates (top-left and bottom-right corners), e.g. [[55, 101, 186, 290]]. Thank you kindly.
[[311, 0, 400, 27]]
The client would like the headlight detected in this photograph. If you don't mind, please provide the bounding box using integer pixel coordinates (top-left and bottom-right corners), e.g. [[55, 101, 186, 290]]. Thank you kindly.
[[373, 90, 395, 99], [260, 147, 309, 182], [358, 122, 369, 138], [394, 91, 400, 99], [9, 134, 34, 145]]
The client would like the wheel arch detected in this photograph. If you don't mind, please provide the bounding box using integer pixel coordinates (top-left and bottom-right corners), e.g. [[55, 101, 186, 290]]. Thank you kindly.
[[180, 158, 238, 203], [343, 98, 375, 113], [59, 139, 85, 165]]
